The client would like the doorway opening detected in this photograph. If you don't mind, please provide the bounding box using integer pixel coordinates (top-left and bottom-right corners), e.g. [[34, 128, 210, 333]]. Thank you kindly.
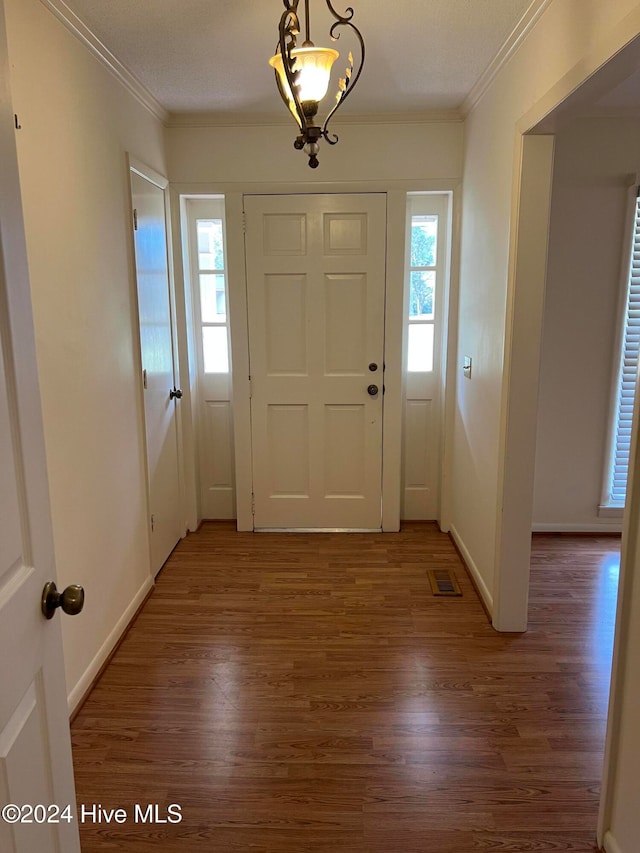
[[497, 32, 640, 852]]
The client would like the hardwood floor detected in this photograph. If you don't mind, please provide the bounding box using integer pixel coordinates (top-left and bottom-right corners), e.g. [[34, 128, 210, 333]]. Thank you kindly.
[[71, 523, 620, 852]]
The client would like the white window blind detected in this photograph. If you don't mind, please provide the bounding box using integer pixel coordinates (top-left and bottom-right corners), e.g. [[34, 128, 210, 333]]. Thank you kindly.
[[610, 193, 640, 504]]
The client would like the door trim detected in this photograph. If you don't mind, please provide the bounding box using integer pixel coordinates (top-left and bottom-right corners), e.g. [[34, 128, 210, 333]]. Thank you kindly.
[[382, 191, 406, 531], [129, 155, 168, 191]]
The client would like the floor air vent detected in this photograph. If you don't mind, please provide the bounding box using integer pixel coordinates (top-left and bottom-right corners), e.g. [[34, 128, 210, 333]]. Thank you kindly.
[[427, 569, 462, 597]]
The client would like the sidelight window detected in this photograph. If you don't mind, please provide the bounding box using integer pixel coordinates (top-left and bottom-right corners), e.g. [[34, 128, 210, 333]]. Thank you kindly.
[[407, 207, 439, 372], [182, 196, 236, 519], [401, 192, 449, 521], [194, 212, 229, 373]]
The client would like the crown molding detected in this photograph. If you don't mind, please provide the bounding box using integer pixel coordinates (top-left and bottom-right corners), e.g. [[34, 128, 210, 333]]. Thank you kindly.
[[461, 0, 554, 117], [40, 0, 169, 124], [167, 108, 463, 129]]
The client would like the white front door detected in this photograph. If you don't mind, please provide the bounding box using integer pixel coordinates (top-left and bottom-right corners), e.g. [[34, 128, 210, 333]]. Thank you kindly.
[[130, 166, 183, 573], [0, 3, 80, 849], [245, 193, 387, 529]]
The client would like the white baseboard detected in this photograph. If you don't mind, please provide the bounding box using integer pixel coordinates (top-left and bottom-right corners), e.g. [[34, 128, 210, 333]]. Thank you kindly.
[[532, 522, 623, 533], [67, 575, 154, 716], [604, 830, 623, 853], [449, 524, 494, 615]]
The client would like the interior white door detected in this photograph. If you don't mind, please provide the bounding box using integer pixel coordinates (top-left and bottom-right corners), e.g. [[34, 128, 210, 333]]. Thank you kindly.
[[0, 3, 80, 849], [245, 193, 387, 529], [130, 167, 183, 573]]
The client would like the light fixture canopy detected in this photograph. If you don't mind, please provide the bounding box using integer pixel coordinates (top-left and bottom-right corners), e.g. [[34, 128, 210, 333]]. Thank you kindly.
[[269, 0, 365, 168]]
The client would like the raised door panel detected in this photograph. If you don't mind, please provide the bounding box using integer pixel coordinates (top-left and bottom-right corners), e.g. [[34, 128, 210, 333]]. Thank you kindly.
[[266, 404, 310, 498], [324, 404, 366, 497], [323, 213, 368, 255], [201, 401, 235, 518], [324, 274, 367, 376], [404, 399, 432, 486], [0, 682, 59, 852], [264, 274, 309, 376], [402, 398, 436, 518], [262, 213, 307, 256]]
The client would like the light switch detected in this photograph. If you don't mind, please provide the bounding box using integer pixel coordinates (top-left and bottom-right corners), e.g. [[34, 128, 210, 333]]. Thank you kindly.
[[463, 356, 472, 379]]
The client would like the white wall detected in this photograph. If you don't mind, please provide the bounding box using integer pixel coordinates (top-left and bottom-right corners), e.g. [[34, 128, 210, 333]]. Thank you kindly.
[[167, 119, 464, 532], [5, 0, 166, 707], [533, 118, 640, 532], [452, 0, 640, 618], [166, 120, 463, 185], [603, 525, 640, 851], [600, 357, 640, 852], [456, 2, 640, 840]]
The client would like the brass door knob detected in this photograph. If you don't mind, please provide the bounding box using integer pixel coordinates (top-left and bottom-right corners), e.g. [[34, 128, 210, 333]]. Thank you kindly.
[[169, 387, 183, 400], [367, 384, 379, 396], [41, 582, 85, 620]]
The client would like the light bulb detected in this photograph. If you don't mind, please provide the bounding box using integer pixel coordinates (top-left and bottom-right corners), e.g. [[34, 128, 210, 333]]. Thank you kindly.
[[270, 47, 339, 108]]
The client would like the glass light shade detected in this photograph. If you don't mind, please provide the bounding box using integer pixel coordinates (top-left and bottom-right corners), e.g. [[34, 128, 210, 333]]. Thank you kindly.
[[270, 46, 339, 107]]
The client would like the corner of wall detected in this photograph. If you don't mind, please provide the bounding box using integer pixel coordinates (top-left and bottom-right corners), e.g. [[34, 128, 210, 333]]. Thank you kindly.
[[68, 575, 154, 717], [449, 524, 494, 617]]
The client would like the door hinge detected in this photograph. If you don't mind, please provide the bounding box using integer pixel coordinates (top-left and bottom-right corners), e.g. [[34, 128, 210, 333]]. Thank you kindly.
[[150, 513, 155, 532], [143, 368, 148, 389], [251, 493, 255, 514], [133, 208, 138, 231], [242, 211, 247, 234], [248, 374, 252, 398]]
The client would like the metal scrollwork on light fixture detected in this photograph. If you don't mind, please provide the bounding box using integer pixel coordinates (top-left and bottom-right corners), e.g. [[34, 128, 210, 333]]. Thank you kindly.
[[269, 0, 365, 168]]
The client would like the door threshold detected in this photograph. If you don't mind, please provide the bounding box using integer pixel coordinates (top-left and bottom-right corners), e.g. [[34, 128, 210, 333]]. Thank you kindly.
[[254, 528, 383, 533]]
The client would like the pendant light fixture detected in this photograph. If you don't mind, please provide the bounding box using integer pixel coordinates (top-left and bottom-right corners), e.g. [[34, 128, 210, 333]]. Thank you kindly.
[[269, 0, 364, 168]]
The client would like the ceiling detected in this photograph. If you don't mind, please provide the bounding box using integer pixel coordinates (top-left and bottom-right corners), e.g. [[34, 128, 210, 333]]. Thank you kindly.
[[56, 0, 535, 120]]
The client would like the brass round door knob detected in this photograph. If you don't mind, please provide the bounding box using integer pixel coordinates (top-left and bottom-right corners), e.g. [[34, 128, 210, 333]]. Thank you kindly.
[[367, 384, 379, 396], [41, 582, 85, 620], [169, 387, 183, 400]]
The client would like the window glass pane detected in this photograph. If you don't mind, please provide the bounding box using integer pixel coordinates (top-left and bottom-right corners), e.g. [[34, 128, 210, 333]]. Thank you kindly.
[[197, 219, 224, 270], [202, 326, 229, 373], [409, 271, 435, 319], [408, 323, 434, 372], [411, 215, 437, 267], [200, 273, 226, 322]]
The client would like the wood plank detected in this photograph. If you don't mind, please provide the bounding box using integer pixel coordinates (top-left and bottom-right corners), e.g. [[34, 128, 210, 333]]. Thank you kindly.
[[71, 523, 617, 851]]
